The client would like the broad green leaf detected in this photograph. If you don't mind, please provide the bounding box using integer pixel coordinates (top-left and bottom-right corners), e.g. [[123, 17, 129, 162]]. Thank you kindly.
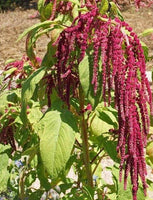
[[37, 154, 51, 190], [96, 110, 118, 128], [38, 110, 77, 179], [89, 103, 118, 136], [90, 114, 114, 136], [79, 54, 102, 108], [21, 67, 46, 122], [0, 144, 10, 191]]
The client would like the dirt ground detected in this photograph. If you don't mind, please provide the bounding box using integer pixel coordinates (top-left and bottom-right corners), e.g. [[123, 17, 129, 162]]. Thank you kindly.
[[0, 8, 50, 67], [0, 5, 153, 68]]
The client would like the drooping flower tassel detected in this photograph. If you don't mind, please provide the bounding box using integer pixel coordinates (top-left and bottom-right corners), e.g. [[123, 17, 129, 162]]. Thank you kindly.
[[54, 7, 152, 200]]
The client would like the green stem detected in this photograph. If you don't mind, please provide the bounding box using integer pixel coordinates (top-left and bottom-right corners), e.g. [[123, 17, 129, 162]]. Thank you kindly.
[[92, 153, 106, 175], [79, 86, 93, 187], [90, 148, 104, 164], [19, 169, 26, 200]]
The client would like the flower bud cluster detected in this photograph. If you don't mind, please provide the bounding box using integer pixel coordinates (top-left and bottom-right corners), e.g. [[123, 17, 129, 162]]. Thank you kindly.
[[2, 56, 41, 89], [54, 7, 152, 199]]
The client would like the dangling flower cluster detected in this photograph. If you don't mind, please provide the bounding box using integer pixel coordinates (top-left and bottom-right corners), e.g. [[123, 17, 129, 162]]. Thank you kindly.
[[0, 118, 16, 151], [54, 6, 152, 200], [44, 0, 72, 20]]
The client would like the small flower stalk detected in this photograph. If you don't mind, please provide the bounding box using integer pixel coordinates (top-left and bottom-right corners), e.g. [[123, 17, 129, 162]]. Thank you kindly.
[[54, 5, 152, 200]]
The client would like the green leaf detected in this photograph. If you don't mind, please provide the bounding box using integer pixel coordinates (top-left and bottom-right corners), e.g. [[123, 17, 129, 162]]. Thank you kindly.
[[0, 90, 20, 115], [28, 106, 43, 125], [21, 67, 46, 102], [116, 6, 124, 21], [112, 165, 145, 200], [138, 28, 153, 38], [0, 92, 10, 115], [68, 0, 80, 6], [21, 67, 46, 122], [109, 2, 118, 18], [17, 20, 60, 41], [72, 4, 79, 19], [96, 109, 118, 129], [26, 31, 38, 67], [140, 41, 149, 62], [3, 67, 17, 75], [82, 185, 94, 200], [41, 42, 57, 67], [100, 0, 109, 15], [90, 114, 114, 136], [22, 145, 39, 165], [146, 141, 153, 163], [38, 0, 45, 13], [0, 144, 10, 191], [79, 54, 102, 108], [38, 110, 77, 179], [44, 3, 52, 19], [5, 58, 16, 65], [89, 103, 118, 136], [102, 137, 119, 163]]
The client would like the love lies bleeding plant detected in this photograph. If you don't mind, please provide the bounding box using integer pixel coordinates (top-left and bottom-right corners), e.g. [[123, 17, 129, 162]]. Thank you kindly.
[[0, 0, 153, 200]]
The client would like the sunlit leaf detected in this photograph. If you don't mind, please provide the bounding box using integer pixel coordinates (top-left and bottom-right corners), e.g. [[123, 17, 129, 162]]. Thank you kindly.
[[79, 54, 102, 108], [38, 110, 77, 179], [0, 144, 10, 191]]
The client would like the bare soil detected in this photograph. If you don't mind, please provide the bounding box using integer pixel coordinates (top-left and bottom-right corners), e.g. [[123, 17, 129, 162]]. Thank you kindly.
[[0, 8, 50, 67], [0, 5, 153, 68]]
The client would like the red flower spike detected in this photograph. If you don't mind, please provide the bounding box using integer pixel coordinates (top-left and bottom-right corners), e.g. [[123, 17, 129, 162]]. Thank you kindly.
[[54, 8, 152, 200]]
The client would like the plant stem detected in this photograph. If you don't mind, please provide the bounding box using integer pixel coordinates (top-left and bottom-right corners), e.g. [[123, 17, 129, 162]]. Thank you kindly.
[[19, 169, 26, 200], [92, 153, 106, 175], [90, 148, 104, 164], [79, 86, 93, 187]]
